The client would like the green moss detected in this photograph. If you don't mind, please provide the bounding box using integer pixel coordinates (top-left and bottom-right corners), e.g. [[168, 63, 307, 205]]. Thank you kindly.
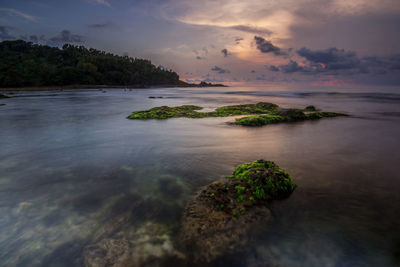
[[0, 93, 10, 99], [232, 160, 296, 200], [304, 105, 317, 111], [234, 115, 284, 126]]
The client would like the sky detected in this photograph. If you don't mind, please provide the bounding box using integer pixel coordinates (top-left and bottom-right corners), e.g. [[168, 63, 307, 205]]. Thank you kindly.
[[1, 0, 400, 86]]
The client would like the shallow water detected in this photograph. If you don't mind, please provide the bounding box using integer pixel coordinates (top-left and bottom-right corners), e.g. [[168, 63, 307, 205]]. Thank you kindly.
[[0, 86, 399, 266]]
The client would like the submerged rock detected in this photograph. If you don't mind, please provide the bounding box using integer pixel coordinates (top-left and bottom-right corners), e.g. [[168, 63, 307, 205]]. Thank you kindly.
[[82, 194, 185, 267], [84, 221, 184, 267], [176, 160, 296, 264], [0, 93, 10, 98]]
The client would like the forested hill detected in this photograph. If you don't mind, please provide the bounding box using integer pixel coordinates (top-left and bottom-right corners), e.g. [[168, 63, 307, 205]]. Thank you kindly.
[[0, 40, 185, 88]]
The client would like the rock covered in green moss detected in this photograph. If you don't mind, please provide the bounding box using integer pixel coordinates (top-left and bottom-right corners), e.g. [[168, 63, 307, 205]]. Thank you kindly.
[[127, 102, 348, 128], [176, 160, 296, 264], [235, 109, 347, 127], [127, 105, 206, 119], [304, 105, 317, 111], [127, 102, 280, 120], [0, 93, 9, 98], [212, 102, 280, 116]]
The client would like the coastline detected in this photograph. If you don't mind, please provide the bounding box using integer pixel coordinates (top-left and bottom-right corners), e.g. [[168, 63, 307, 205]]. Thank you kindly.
[[0, 83, 227, 92]]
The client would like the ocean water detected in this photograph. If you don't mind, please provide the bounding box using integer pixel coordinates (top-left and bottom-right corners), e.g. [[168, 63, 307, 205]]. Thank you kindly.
[[0, 86, 399, 266]]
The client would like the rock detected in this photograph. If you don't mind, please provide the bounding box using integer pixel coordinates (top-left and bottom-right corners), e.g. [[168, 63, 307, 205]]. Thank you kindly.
[[83, 195, 185, 267], [176, 160, 296, 264], [84, 222, 184, 267]]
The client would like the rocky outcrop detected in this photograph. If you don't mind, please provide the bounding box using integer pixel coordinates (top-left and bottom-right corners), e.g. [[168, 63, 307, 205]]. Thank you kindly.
[[176, 160, 296, 264]]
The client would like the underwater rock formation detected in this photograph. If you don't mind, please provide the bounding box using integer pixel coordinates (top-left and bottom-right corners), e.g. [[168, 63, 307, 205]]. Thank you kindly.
[[176, 160, 296, 264]]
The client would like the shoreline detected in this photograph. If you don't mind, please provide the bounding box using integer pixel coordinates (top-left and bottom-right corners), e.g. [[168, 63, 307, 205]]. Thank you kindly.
[[0, 83, 227, 92]]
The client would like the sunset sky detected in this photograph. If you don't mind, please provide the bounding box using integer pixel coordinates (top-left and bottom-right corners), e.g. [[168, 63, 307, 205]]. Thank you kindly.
[[1, 0, 400, 85]]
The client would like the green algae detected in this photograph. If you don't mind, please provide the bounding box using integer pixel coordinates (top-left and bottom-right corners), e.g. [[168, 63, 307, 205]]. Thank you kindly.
[[0, 93, 10, 98]]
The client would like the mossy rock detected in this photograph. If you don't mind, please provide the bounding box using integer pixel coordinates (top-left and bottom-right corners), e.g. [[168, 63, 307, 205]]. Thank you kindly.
[[127, 102, 281, 120], [304, 105, 317, 111], [176, 160, 296, 264], [127, 105, 206, 119], [212, 102, 280, 117], [0, 93, 10, 98], [127, 102, 348, 129], [235, 109, 347, 127]]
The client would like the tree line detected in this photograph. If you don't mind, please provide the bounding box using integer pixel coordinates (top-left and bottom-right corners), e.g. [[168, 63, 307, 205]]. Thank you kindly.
[[0, 40, 183, 87]]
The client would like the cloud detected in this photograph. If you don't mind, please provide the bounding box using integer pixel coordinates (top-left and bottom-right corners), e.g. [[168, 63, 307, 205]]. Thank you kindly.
[[268, 65, 280, 72], [297, 47, 360, 70], [0, 8, 37, 22], [254, 36, 286, 56], [229, 25, 272, 35], [0, 26, 15, 40], [87, 0, 111, 7], [221, 48, 229, 57], [211, 66, 230, 73], [234, 37, 244, 44], [202, 78, 225, 82], [280, 60, 305, 73], [49, 30, 84, 44], [193, 47, 208, 60], [88, 22, 112, 28], [273, 46, 400, 77]]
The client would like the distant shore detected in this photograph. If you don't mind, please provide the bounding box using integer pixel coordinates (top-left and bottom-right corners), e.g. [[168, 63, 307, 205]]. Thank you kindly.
[[0, 83, 227, 92]]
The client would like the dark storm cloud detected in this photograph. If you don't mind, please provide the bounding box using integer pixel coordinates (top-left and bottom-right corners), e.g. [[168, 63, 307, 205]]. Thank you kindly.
[[230, 25, 272, 35], [49, 30, 84, 44], [274, 46, 400, 77], [221, 48, 229, 57], [268, 65, 280, 72], [297, 47, 360, 70], [211, 66, 230, 74], [363, 55, 400, 70], [0, 26, 15, 40], [280, 61, 305, 73], [254, 36, 286, 56]]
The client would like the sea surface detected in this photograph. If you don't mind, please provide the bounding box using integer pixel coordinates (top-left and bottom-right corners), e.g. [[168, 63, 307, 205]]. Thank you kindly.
[[0, 85, 399, 266]]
